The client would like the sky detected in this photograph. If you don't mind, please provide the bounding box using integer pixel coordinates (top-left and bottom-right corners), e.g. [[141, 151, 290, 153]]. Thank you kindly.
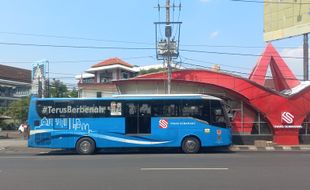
[[0, 0, 307, 87]]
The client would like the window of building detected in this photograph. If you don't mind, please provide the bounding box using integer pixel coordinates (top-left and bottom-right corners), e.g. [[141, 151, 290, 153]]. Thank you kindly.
[[82, 78, 94, 83], [96, 92, 102, 98], [122, 72, 129, 79], [99, 72, 112, 83]]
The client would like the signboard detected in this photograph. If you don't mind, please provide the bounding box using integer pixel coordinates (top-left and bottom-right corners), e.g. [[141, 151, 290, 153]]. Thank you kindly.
[[274, 111, 302, 129], [264, 0, 310, 41]]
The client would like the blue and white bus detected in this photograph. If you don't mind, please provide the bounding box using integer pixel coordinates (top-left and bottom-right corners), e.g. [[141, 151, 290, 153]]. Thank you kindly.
[[28, 94, 232, 154]]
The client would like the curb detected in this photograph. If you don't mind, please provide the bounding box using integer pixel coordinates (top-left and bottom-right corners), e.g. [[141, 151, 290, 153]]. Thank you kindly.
[[230, 146, 310, 151]]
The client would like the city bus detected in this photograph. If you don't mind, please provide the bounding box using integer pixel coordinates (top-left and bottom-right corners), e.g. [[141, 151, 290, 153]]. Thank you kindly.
[[28, 94, 232, 154]]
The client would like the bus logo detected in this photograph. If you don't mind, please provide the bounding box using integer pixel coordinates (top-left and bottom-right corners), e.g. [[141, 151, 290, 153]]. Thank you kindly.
[[281, 112, 294, 124], [159, 119, 168, 129], [216, 129, 222, 135]]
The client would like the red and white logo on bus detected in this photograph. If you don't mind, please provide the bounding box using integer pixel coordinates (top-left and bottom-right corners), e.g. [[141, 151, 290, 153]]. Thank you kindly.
[[159, 119, 168, 129], [281, 112, 294, 124]]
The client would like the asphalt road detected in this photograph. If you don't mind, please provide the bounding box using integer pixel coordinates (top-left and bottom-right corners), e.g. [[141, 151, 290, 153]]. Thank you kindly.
[[0, 151, 309, 190]]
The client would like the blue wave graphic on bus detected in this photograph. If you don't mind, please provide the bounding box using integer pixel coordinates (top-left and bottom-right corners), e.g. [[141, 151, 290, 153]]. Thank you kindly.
[[91, 133, 171, 145]]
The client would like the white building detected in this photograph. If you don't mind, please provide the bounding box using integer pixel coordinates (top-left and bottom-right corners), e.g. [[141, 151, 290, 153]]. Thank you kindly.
[[76, 57, 138, 97]]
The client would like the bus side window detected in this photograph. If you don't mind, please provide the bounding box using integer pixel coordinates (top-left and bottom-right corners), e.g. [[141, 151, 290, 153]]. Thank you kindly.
[[140, 104, 151, 116], [210, 100, 227, 128], [180, 103, 201, 118], [151, 105, 162, 116], [126, 103, 137, 116], [163, 104, 178, 117]]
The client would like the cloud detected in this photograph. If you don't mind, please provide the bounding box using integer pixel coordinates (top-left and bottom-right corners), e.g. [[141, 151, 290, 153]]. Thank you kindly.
[[209, 31, 219, 39], [280, 46, 304, 78]]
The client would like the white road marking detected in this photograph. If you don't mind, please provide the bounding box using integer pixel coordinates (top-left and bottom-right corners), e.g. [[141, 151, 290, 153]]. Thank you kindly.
[[140, 167, 229, 171]]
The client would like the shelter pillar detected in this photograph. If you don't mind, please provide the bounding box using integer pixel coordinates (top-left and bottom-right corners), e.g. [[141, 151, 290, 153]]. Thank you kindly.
[[273, 128, 299, 145]]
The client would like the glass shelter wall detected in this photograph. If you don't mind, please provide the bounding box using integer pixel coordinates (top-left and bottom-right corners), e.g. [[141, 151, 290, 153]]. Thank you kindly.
[[227, 100, 272, 135]]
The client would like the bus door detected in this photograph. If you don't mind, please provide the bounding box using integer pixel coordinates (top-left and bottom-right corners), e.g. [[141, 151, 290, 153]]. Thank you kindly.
[[125, 102, 151, 134]]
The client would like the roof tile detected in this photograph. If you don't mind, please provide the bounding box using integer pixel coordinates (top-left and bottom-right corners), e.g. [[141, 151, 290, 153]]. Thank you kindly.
[[92, 57, 133, 68], [0, 64, 31, 83]]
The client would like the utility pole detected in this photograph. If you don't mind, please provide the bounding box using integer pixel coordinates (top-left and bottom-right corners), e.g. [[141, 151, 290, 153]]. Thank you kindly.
[[166, 0, 172, 94], [155, 0, 181, 94], [304, 33, 309, 81]]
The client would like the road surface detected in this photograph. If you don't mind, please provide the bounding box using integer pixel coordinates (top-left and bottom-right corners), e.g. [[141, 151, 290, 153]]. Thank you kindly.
[[0, 151, 309, 190]]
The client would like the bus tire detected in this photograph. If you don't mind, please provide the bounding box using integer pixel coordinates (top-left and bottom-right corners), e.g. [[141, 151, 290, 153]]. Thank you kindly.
[[181, 136, 201, 154], [76, 137, 96, 155]]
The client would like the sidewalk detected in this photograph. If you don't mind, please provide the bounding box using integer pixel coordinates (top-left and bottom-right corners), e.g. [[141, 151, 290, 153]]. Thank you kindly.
[[1, 130, 310, 153], [0, 139, 27, 151], [231, 145, 310, 151], [1, 138, 310, 153]]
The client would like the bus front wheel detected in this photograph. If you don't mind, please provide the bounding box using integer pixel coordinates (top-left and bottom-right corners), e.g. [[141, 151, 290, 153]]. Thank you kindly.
[[181, 136, 201, 154], [76, 137, 96, 155]]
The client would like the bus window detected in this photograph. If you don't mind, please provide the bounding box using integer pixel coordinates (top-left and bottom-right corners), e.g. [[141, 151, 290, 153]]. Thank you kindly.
[[210, 100, 228, 128], [140, 104, 151, 115], [151, 105, 162, 116], [163, 104, 178, 117], [151, 101, 178, 117], [180, 103, 202, 118]]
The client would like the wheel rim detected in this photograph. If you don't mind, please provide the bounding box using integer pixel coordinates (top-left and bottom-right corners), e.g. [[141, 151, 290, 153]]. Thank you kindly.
[[185, 139, 197, 151], [80, 141, 91, 153]]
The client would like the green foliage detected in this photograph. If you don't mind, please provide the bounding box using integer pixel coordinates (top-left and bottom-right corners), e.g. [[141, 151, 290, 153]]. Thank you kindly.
[[139, 68, 166, 75], [69, 87, 78, 98], [4, 97, 29, 125], [50, 79, 79, 98], [50, 79, 69, 98]]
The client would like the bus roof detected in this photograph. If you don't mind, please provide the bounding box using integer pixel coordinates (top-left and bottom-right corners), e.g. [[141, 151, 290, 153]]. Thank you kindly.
[[113, 94, 221, 100], [35, 94, 222, 101]]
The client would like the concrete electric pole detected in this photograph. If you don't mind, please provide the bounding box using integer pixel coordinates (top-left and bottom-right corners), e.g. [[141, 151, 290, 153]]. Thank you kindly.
[[155, 0, 182, 94]]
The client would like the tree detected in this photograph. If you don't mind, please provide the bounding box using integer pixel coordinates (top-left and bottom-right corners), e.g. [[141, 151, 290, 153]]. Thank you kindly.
[[49, 79, 78, 98], [139, 68, 166, 75], [69, 87, 79, 98], [5, 97, 29, 125], [50, 79, 69, 98]]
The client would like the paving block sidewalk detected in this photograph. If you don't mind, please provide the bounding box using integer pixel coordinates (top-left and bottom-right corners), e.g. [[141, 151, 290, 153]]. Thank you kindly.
[[0, 139, 27, 150], [231, 145, 310, 151]]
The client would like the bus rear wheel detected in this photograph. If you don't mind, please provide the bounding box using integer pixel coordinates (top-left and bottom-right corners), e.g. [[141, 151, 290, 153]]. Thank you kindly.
[[76, 137, 96, 155], [181, 136, 201, 154]]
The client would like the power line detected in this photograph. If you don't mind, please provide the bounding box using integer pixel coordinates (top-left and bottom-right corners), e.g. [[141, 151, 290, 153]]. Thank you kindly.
[[0, 31, 153, 45], [180, 61, 304, 80], [0, 56, 156, 64], [180, 44, 300, 49], [0, 41, 305, 59], [180, 56, 253, 70], [0, 41, 154, 50], [1, 30, 301, 49], [180, 49, 305, 59]]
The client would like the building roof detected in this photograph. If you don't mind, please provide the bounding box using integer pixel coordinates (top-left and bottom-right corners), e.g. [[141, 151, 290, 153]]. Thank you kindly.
[[92, 57, 134, 68], [0, 64, 31, 83]]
